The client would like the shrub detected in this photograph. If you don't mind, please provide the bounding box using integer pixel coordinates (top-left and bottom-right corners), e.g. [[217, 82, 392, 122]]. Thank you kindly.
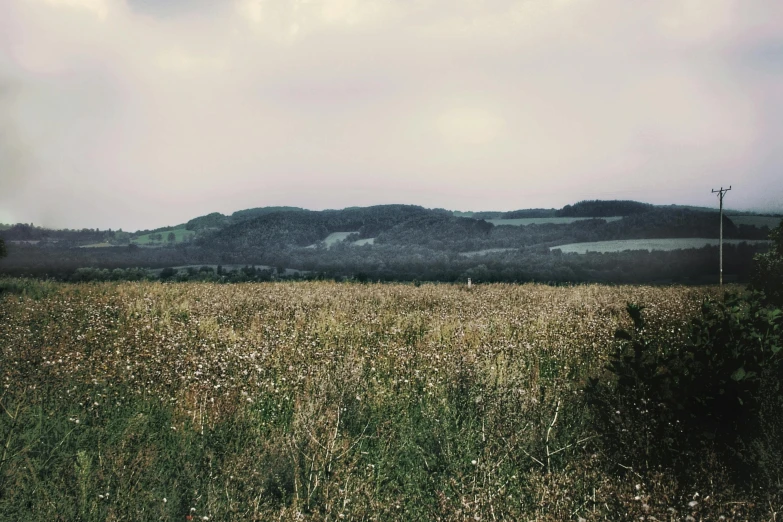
[[751, 218, 783, 306], [587, 295, 783, 486], [159, 267, 177, 280]]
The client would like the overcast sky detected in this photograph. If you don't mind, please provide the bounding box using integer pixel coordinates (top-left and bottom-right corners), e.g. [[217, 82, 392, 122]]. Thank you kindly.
[[1, 0, 782, 230]]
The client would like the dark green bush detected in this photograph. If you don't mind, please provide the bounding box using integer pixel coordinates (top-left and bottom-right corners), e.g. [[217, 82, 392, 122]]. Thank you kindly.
[[751, 218, 783, 306], [159, 267, 177, 280], [587, 295, 783, 486]]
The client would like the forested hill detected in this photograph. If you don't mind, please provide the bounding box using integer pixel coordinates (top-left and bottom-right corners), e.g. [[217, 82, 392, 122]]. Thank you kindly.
[[185, 206, 305, 232], [1, 200, 779, 284], [202, 205, 445, 251], [202, 205, 769, 252], [557, 200, 654, 217], [600, 208, 744, 239]]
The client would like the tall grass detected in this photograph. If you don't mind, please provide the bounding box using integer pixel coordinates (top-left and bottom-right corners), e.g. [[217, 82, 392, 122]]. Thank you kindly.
[[0, 281, 774, 520]]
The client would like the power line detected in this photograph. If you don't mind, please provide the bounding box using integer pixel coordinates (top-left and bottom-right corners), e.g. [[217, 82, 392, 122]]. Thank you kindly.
[[711, 186, 731, 289]]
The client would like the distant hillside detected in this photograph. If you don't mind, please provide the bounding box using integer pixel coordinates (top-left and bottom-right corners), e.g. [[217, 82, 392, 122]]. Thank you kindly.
[[558, 200, 654, 217], [452, 211, 504, 219], [3, 199, 777, 285], [377, 214, 493, 247], [602, 208, 738, 239], [185, 206, 306, 232], [230, 206, 305, 221], [501, 209, 558, 219], [202, 205, 443, 251]]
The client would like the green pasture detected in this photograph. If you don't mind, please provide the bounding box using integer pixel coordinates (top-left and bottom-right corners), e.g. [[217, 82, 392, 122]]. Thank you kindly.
[[552, 237, 771, 254], [131, 228, 195, 246], [487, 216, 623, 226]]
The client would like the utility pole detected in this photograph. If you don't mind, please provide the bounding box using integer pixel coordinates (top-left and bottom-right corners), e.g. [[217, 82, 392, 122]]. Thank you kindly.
[[711, 186, 731, 289]]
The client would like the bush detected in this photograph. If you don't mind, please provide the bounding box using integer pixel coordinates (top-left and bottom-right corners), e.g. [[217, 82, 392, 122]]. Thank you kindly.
[[586, 295, 783, 486], [159, 267, 177, 280], [751, 218, 783, 306]]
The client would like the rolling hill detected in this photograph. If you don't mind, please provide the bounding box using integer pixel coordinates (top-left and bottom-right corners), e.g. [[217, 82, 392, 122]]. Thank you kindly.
[[1, 200, 779, 284]]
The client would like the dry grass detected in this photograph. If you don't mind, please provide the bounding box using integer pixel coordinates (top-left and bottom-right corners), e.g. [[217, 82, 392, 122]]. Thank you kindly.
[[1, 280, 776, 520]]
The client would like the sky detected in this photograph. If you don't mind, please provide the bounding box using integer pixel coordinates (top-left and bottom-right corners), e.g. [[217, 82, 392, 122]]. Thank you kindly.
[[1, 0, 782, 231]]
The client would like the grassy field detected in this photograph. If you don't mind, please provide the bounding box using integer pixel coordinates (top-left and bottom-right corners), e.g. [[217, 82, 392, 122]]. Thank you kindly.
[[79, 242, 115, 248], [487, 217, 623, 226], [0, 280, 774, 520], [552, 238, 771, 254], [730, 215, 783, 229], [306, 232, 359, 249], [131, 227, 195, 246], [459, 248, 516, 257], [323, 231, 358, 246], [353, 237, 375, 246]]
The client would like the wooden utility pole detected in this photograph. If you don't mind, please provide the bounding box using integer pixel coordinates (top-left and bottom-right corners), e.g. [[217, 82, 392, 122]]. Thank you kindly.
[[711, 186, 731, 289]]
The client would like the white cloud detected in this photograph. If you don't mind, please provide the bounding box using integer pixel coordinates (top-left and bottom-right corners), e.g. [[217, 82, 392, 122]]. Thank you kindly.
[[40, 0, 111, 20], [1, 0, 781, 228], [156, 48, 228, 72], [436, 106, 505, 146]]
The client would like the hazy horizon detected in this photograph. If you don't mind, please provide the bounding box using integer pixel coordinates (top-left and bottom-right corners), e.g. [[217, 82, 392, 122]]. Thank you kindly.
[[2, 0, 782, 231]]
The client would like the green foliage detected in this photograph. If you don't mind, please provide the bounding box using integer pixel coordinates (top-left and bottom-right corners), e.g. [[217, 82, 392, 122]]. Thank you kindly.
[[185, 211, 230, 231], [70, 267, 151, 282], [500, 208, 557, 219], [731, 215, 783, 229], [587, 295, 783, 485], [751, 218, 783, 306], [159, 267, 177, 280], [0, 278, 60, 299], [207, 205, 440, 252], [557, 200, 654, 217]]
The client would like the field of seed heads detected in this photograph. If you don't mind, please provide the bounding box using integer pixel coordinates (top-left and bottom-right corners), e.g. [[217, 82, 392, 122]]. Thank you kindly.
[[0, 281, 734, 520]]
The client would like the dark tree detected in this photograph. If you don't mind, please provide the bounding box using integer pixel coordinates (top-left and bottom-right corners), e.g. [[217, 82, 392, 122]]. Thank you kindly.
[[0, 238, 6, 258], [167, 232, 176, 244]]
